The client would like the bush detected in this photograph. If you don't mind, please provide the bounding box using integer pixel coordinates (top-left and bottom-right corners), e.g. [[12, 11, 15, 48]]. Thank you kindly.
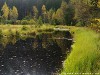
[[5, 20, 13, 24], [16, 30, 20, 39], [16, 20, 21, 25], [20, 19, 36, 25], [28, 19, 36, 25], [21, 26, 28, 31], [21, 20, 29, 25], [8, 29, 14, 38]]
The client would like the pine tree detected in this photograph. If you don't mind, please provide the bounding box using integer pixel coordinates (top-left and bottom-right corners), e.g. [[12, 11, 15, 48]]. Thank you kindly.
[[33, 6, 38, 20], [47, 8, 54, 24], [56, 8, 64, 24], [60, 0, 68, 13], [52, 12, 57, 25], [42, 5, 47, 23], [12, 6, 18, 21], [74, 1, 91, 26]]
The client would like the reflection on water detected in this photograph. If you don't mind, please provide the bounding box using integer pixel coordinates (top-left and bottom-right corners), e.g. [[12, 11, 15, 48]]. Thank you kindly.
[[0, 31, 72, 75]]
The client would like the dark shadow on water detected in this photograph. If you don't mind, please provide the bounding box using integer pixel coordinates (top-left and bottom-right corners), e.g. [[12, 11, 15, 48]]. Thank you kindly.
[[0, 36, 72, 75]]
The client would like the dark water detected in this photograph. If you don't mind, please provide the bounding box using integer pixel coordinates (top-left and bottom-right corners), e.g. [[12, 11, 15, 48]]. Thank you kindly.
[[0, 33, 72, 75]]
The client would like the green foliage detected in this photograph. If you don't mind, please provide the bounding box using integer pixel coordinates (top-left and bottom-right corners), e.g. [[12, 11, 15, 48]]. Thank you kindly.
[[47, 8, 54, 24], [6, 20, 13, 24], [15, 30, 20, 39], [61, 28, 100, 74], [28, 19, 36, 25], [11, 6, 18, 22], [21, 26, 28, 31], [42, 5, 47, 23], [74, 1, 91, 26], [64, 5, 75, 25], [0, 30, 3, 38], [90, 0, 98, 7], [21, 20, 29, 25], [0, 0, 100, 26], [23, 16, 32, 20], [33, 6, 38, 19], [8, 29, 14, 38], [16, 20, 21, 24], [37, 16, 43, 25], [1, 2, 9, 20]]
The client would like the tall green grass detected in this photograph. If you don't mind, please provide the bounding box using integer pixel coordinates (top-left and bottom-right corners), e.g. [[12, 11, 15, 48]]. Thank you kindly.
[[61, 28, 100, 75]]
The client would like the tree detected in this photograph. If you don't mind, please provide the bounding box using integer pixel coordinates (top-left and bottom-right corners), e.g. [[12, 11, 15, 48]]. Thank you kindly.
[[32, 6, 38, 20], [74, 1, 91, 26], [52, 12, 56, 24], [53, 0, 68, 25], [9, 8, 13, 20], [55, 8, 64, 24], [37, 16, 43, 25], [60, 0, 68, 13], [12, 6, 18, 23], [47, 8, 54, 24], [64, 4, 75, 25], [42, 5, 47, 23], [1, 2, 9, 22]]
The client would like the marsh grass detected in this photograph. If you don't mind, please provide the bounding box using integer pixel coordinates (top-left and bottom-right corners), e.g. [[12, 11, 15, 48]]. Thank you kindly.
[[61, 28, 100, 75]]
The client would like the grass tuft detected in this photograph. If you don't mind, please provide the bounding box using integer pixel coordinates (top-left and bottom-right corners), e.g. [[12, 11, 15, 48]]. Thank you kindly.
[[61, 28, 100, 75]]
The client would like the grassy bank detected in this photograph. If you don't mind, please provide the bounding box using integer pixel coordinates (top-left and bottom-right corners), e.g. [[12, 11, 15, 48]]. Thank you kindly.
[[0, 25, 55, 37], [61, 28, 100, 75]]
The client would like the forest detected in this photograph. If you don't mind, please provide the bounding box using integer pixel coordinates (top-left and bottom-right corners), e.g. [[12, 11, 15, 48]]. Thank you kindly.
[[0, 0, 100, 26]]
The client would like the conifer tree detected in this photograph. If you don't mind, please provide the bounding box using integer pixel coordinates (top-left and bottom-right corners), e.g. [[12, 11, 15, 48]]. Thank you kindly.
[[33, 6, 38, 20], [12, 6, 18, 22], [42, 5, 47, 23]]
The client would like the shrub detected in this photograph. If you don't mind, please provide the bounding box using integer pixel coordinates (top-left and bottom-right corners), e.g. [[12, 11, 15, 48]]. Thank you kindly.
[[21, 20, 29, 25], [21, 26, 28, 31], [15, 30, 20, 39], [16, 20, 21, 25], [8, 29, 14, 38], [6, 20, 13, 24], [28, 19, 36, 25]]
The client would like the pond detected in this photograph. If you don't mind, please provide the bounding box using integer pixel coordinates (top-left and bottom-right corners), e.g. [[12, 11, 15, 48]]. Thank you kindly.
[[0, 30, 73, 75]]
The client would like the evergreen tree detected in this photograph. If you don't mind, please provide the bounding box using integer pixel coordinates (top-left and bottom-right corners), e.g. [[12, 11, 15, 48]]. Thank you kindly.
[[65, 4, 74, 25], [52, 12, 56, 25], [47, 8, 54, 24], [42, 5, 47, 23], [60, 0, 68, 13], [74, 1, 91, 26], [56, 8, 64, 24], [33, 6, 38, 20], [12, 6, 18, 22]]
